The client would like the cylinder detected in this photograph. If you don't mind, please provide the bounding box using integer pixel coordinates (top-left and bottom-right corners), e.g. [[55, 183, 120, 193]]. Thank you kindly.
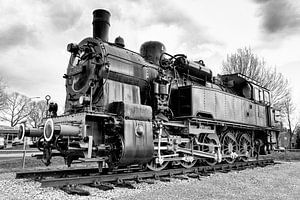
[[92, 9, 111, 41], [57, 125, 81, 137]]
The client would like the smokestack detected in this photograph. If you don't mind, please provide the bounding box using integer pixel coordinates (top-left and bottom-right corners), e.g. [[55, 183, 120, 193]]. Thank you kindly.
[[92, 9, 111, 41]]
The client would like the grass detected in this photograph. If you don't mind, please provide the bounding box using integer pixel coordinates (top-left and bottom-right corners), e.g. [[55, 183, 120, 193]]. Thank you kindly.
[[0, 157, 65, 173], [263, 150, 300, 161]]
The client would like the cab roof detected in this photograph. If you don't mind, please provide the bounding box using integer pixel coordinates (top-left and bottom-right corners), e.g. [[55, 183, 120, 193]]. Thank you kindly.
[[221, 73, 269, 91]]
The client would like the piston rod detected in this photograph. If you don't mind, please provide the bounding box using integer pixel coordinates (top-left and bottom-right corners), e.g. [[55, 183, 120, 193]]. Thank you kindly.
[[44, 119, 81, 141]]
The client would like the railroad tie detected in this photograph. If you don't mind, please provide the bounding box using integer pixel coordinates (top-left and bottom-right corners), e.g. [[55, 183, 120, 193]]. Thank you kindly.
[[187, 173, 201, 180], [89, 182, 114, 191], [60, 185, 90, 196]]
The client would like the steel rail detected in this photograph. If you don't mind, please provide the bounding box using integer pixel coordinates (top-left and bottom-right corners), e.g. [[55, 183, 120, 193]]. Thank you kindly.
[[16, 167, 100, 179], [16, 165, 143, 179], [31, 159, 274, 187]]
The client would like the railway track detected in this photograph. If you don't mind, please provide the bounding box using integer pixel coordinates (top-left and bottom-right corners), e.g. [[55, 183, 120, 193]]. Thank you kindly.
[[16, 159, 275, 189]]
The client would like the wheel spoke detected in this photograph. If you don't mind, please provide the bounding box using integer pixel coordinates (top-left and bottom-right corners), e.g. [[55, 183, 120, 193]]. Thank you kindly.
[[238, 133, 252, 162], [201, 134, 219, 166], [222, 131, 237, 164]]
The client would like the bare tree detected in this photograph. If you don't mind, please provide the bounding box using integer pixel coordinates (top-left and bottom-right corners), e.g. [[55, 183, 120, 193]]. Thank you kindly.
[[282, 93, 298, 149], [222, 47, 264, 78], [0, 77, 7, 110], [222, 47, 290, 110], [261, 68, 290, 110], [28, 100, 48, 128], [0, 92, 32, 127]]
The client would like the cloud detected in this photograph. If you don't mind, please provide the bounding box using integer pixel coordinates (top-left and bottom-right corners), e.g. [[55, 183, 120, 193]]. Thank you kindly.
[[151, 1, 224, 55], [147, 2, 214, 45], [253, 0, 271, 3], [109, 0, 223, 55], [254, 0, 300, 35], [43, 1, 83, 32], [0, 24, 37, 50]]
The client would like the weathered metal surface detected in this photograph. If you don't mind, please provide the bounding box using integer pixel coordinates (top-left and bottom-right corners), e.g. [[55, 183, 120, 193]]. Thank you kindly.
[[174, 85, 268, 128], [103, 80, 141, 107], [16, 167, 100, 179], [119, 119, 153, 165], [64, 36, 158, 112], [108, 102, 152, 121], [92, 9, 110, 41]]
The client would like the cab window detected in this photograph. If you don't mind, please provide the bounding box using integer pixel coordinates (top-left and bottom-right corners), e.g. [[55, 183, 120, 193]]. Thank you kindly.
[[259, 90, 263, 102], [254, 88, 260, 102], [263, 90, 270, 104]]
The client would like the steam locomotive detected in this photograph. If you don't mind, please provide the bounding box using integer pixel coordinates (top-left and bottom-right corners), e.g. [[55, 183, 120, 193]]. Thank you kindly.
[[19, 9, 280, 171]]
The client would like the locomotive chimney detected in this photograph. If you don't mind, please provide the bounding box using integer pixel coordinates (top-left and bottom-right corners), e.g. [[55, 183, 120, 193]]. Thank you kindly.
[[92, 9, 111, 41]]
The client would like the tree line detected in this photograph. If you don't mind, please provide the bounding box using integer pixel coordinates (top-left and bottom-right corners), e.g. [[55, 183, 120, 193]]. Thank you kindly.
[[0, 82, 47, 128]]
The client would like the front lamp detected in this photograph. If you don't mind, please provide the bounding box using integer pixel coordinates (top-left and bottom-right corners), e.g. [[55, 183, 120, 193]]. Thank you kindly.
[[79, 95, 91, 105]]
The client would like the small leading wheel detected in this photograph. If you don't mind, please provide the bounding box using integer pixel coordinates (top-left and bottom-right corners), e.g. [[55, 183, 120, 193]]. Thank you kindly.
[[147, 157, 169, 171], [222, 131, 238, 164], [37, 136, 45, 151], [238, 133, 251, 162], [202, 134, 219, 166]]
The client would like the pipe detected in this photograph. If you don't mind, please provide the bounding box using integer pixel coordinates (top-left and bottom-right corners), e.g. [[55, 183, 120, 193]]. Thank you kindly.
[[17, 124, 43, 140], [92, 9, 111, 41], [24, 128, 43, 138]]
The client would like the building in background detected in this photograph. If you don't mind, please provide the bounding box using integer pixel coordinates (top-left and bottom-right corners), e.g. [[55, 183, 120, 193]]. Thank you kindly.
[[278, 129, 298, 149]]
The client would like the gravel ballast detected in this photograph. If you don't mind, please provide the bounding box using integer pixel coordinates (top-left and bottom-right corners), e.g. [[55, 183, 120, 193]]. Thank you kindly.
[[0, 161, 299, 200]]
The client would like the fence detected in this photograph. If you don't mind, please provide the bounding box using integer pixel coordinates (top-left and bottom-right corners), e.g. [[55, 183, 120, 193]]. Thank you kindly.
[[0, 143, 40, 168], [273, 148, 300, 152], [271, 148, 300, 161], [0, 149, 40, 157]]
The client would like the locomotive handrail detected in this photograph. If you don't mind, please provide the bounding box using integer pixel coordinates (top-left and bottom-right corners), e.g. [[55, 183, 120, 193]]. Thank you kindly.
[[174, 116, 269, 130], [162, 121, 187, 128]]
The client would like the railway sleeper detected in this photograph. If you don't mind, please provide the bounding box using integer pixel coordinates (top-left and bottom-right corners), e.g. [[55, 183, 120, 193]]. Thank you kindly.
[[198, 170, 211, 177], [187, 173, 201, 180], [173, 175, 189, 180], [89, 182, 114, 191], [233, 165, 246, 171], [220, 166, 231, 173], [59, 185, 90, 196], [160, 177, 172, 182], [135, 179, 155, 184], [115, 179, 136, 189]]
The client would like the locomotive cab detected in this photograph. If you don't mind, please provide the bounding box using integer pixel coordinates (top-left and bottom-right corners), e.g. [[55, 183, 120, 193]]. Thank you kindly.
[[220, 73, 271, 105]]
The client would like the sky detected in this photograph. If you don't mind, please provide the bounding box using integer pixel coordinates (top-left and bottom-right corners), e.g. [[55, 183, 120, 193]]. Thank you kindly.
[[0, 0, 300, 115]]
